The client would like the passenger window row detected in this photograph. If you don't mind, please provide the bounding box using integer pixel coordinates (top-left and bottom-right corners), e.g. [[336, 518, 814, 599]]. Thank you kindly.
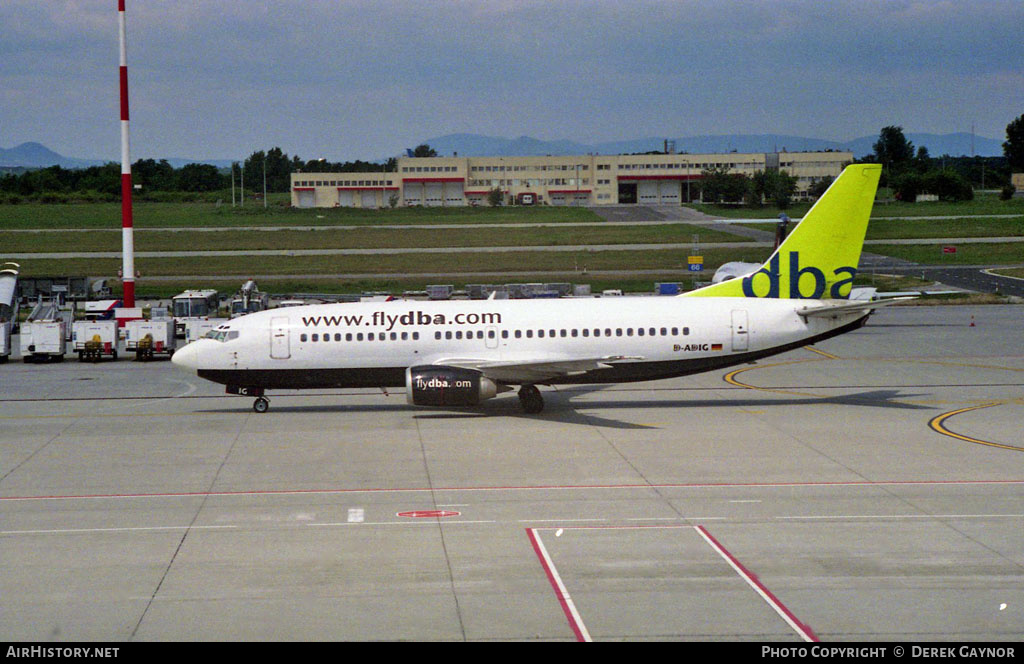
[[432, 326, 690, 341], [300, 331, 421, 342], [299, 326, 690, 344]]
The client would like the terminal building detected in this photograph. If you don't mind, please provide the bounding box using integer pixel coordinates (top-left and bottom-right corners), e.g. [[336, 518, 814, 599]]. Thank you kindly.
[[291, 150, 853, 208]]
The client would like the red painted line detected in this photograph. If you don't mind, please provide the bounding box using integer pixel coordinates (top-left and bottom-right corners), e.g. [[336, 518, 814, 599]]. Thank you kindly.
[[533, 524, 692, 531], [526, 528, 590, 641], [1, 479, 1021, 503], [695, 525, 818, 642]]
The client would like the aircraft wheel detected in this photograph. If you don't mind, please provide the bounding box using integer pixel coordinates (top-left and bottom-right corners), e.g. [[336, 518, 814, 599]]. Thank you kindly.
[[518, 385, 544, 414], [253, 397, 270, 414]]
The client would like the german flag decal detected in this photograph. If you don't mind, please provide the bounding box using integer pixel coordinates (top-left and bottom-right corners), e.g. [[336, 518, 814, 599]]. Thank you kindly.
[[711, 343, 723, 351]]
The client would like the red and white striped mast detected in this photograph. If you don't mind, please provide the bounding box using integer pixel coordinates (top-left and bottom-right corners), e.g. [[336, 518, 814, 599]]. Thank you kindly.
[[117, 0, 135, 307]]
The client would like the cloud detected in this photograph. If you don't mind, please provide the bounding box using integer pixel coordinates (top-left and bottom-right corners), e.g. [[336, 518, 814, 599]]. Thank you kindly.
[[1, 0, 1021, 160]]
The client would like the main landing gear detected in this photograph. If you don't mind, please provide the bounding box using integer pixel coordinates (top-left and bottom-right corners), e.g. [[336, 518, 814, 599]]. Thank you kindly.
[[518, 385, 544, 414]]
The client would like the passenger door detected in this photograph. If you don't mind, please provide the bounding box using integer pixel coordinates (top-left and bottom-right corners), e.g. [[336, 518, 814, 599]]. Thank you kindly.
[[731, 310, 749, 352], [270, 317, 290, 359]]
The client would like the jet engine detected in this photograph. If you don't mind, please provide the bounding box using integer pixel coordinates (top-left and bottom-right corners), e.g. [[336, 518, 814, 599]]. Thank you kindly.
[[405, 365, 501, 407]]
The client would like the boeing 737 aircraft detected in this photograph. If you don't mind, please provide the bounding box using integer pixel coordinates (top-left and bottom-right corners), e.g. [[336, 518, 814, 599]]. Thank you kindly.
[[172, 164, 901, 414]]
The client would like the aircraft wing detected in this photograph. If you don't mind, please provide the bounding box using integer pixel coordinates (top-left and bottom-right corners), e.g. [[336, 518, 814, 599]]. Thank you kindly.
[[436, 355, 644, 384], [796, 296, 916, 320]]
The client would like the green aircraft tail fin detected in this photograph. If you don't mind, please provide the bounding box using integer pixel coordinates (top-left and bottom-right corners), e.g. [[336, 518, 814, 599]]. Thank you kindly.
[[682, 163, 881, 300]]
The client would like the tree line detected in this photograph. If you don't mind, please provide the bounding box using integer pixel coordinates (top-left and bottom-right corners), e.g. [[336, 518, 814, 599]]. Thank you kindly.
[[699, 116, 1023, 207], [0, 145, 414, 202], [2, 121, 1020, 205], [698, 165, 802, 208]]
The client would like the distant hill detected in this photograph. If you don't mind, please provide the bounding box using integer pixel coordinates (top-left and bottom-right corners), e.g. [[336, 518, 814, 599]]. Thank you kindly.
[[421, 132, 1005, 159], [3, 131, 1005, 171], [0, 142, 233, 170], [160, 157, 236, 169], [0, 142, 104, 169]]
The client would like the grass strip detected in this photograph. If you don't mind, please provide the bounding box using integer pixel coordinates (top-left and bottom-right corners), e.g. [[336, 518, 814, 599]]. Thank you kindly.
[[3, 224, 748, 253], [0, 202, 604, 230]]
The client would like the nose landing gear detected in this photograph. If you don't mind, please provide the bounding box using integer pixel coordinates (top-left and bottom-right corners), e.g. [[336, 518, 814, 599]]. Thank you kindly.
[[226, 385, 269, 413]]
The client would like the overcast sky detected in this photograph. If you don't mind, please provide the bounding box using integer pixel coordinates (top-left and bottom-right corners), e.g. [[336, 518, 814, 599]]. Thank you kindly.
[[2, 0, 1022, 162]]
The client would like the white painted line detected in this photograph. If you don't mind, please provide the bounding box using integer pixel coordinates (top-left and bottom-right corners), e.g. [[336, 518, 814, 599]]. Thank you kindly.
[[695, 525, 818, 642], [527, 528, 592, 642], [5, 479, 1023, 503], [0, 525, 237, 536], [347, 508, 365, 523], [518, 518, 607, 523], [983, 268, 1024, 282]]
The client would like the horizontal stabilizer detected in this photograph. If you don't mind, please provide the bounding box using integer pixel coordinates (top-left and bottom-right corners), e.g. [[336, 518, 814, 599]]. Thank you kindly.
[[796, 296, 916, 319]]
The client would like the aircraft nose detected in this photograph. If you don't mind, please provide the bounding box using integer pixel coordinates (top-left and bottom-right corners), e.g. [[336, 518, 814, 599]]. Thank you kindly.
[[171, 341, 201, 371]]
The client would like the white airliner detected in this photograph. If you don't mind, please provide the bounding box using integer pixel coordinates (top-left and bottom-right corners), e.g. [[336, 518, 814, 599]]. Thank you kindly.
[[173, 164, 902, 414]]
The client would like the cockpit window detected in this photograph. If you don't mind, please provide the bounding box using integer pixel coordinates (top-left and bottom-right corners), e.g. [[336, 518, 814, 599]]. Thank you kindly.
[[205, 330, 240, 342]]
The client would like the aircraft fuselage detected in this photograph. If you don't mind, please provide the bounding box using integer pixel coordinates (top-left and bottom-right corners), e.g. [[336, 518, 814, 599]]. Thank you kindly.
[[174, 296, 866, 391]]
